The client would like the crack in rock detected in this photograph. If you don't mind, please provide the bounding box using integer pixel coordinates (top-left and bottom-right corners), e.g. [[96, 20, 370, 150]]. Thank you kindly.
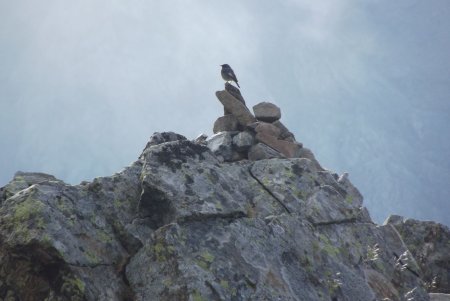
[[177, 211, 248, 224], [248, 165, 291, 214]]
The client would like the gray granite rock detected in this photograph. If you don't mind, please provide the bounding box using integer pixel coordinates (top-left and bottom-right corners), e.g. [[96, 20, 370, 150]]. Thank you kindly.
[[0, 131, 432, 301], [193, 133, 208, 144], [144, 131, 186, 148], [253, 102, 281, 122], [0, 162, 143, 300], [249, 158, 369, 219], [232, 131, 254, 151], [0, 171, 61, 201], [206, 132, 234, 162]]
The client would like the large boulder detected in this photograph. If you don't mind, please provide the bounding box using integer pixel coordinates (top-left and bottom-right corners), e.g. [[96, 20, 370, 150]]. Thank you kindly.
[[0, 162, 144, 300]]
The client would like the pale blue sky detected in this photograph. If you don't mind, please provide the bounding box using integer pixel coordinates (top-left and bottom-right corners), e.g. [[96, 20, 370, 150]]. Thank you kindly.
[[1, 0, 449, 225]]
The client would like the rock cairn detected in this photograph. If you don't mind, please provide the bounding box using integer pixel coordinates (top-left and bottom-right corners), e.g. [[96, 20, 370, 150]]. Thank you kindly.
[[203, 83, 319, 165]]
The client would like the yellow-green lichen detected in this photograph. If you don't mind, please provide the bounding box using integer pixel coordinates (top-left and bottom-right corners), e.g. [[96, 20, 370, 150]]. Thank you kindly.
[[322, 244, 340, 257], [220, 279, 229, 289], [153, 241, 175, 262], [114, 199, 127, 208], [14, 198, 44, 221], [201, 251, 214, 263], [195, 251, 215, 270], [262, 178, 271, 186], [294, 190, 307, 200], [319, 234, 340, 257], [345, 195, 354, 205], [191, 290, 207, 301], [312, 240, 320, 253], [153, 242, 166, 262], [85, 250, 99, 264], [318, 234, 329, 243], [41, 234, 52, 245], [60, 275, 85, 300], [97, 229, 113, 243], [55, 198, 73, 216], [195, 259, 208, 270], [162, 278, 172, 287], [215, 202, 224, 210], [8, 198, 46, 240]]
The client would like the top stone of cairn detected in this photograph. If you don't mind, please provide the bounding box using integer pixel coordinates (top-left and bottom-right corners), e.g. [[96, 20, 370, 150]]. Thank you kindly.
[[253, 102, 281, 123]]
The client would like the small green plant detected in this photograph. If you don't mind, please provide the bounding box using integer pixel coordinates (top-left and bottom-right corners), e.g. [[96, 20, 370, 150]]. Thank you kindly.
[[425, 276, 438, 291], [325, 272, 342, 295]]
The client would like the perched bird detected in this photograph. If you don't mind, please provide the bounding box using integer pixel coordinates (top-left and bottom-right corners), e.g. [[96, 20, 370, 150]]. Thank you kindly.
[[220, 64, 240, 88]]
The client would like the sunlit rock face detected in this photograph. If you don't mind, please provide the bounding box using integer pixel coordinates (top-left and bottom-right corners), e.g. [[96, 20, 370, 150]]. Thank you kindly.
[[0, 88, 442, 300]]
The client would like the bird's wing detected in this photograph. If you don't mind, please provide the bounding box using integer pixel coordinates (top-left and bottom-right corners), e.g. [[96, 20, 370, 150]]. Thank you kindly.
[[228, 70, 239, 82]]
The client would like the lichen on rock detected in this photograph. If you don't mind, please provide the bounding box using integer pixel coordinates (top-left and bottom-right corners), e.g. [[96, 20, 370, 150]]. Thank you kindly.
[[0, 90, 440, 300]]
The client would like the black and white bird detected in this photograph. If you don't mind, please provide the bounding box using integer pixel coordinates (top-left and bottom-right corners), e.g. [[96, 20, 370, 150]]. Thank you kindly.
[[220, 64, 240, 88]]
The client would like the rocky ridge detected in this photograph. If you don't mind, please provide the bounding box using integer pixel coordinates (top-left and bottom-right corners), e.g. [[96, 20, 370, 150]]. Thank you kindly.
[[0, 85, 449, 301]]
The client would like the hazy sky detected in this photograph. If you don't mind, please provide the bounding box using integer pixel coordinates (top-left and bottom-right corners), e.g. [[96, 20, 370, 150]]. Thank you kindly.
[[1, 1, 449, 225]]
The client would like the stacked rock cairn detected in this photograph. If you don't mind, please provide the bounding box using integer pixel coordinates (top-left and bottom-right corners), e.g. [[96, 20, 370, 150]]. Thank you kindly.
[[198, 83, 319, 164]]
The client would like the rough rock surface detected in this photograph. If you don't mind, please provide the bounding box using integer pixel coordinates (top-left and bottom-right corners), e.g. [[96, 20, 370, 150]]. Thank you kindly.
[[0, 131, 435, 301], [386, 215, 450, 294], [232, 131, 254, 152], [254, 122, 282, 138], [430, 293, 450, 301], [213, 115, 240, 134], [253, 102, 281, 122], [215, 90, 256, 126], [224, 83, 246, 106], [206, 132, 235, 162], [248, 142, 285, 161], [255, 131, 301, 158]]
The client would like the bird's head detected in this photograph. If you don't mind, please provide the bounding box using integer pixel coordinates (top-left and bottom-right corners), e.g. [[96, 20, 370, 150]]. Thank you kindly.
[[220, 64, 230, 68]]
